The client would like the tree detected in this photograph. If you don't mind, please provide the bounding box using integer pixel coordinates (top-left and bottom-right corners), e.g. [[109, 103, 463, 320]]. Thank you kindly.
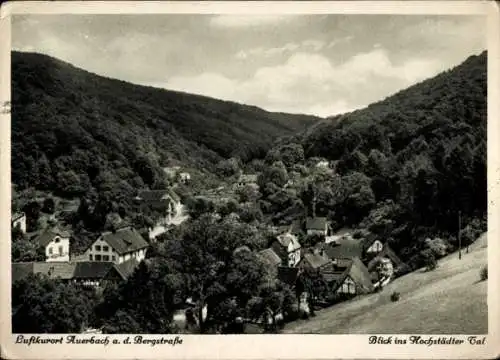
[[12, 274, 97, 333], [215, 157, 241, 178], [185, 196, 216, 219], [42, 197, 56, 214], [163, 215, 268, 333], [22, 201, 41, 232], [97, 261, 176, 334]]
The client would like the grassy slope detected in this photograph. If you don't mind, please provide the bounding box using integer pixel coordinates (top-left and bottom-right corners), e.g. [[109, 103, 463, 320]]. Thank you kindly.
[[284, 233, 488, 334]]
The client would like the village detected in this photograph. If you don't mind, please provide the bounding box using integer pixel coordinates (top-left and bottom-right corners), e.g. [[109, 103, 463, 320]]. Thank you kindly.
[[11, 158, 412, 333]]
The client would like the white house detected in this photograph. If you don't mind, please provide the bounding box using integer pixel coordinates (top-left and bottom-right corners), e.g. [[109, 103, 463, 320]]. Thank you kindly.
[[271, 232, 302, 267], [34, 226, 71, 262], [365, 239, 384, 254], [81, 226, 149, 264], [11, 212, 27, 233], [305, 217, 329, 237], [179, 172, 191, 184]]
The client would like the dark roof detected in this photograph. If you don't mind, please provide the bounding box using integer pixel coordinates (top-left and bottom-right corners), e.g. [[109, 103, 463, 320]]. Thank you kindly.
[[347, 257, 374, 293], [100, 227, 149, 255], [322, 239, 363, 260], [12, 262, 75, 282], [306, 217, 327, 231], [257, 248, 282, 267], [277, 266, 300, 286], [12, 212, 25, 221], [73, 262, 116, 279], [113, 258, 140, 279], [302, 253, 331, 269], [34, 226, 71, 247], [12, 261, 129, 282], [136, 189, 180, 202], [11, 263, 35, 282]]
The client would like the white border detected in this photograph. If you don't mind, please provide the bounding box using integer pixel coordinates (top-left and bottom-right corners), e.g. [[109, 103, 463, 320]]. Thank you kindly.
[[1, 2, 499, 359]]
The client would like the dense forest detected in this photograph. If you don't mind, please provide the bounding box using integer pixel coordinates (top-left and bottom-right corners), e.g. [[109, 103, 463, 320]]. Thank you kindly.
[[11, 50, 488, 334], [11, 51, 319, 199], [257, 51, 487, 266]]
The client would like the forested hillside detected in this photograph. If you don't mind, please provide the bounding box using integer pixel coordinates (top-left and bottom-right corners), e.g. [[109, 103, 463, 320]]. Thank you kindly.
[[258, 51, 487, 266], [11, 51, 319, 198]]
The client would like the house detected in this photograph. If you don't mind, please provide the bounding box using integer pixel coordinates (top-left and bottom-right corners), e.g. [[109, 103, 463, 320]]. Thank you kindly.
[[80, 226, 149, 264], [321, 238, 363, 262], [134, 189, 182, 221], [330, 257, 374, 296], [325, 228, 353, 245], [271, 232, 302, 267], [179, 172, 191, 184], [163, 166, 181, 180], [299, 251, 331, 271], [305, 217, 330, 237], [315, 160, 330, 169], [366, 244, 404, 275], [34, 226, 71, 262], [11, 259, 139, 288], [11, 212, 26, 233], [235, 174, 259, 189]]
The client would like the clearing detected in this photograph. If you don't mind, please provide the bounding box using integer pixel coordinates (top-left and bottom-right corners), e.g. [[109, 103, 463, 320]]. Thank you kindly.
[[283, 233, 488, 334]]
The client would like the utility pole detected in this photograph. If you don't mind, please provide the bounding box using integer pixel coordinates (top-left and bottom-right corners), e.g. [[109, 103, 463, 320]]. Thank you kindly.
[[458, 210, 462, 260]]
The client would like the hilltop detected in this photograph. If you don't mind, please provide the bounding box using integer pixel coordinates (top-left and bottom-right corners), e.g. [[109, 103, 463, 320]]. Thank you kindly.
[[10, 51, 320, 200], [261, 51, 487, 266]]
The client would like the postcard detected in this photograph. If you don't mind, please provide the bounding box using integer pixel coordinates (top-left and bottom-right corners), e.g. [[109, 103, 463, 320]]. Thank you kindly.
[[0, 1, 499, 359]]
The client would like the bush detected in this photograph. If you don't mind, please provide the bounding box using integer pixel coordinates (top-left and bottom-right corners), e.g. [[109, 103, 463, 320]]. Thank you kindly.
[[480, 266, 488, 281], [390, 291, 400, 302], [421, 249, 437, 271]]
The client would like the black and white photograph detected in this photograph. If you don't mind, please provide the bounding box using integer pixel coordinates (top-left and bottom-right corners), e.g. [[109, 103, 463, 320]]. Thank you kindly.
[[1, 1, 499, 359]]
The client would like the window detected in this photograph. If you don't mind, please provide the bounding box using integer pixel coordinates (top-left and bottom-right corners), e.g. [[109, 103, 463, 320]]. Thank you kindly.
[[103, 255, 110, 261], [58, 246, 63, 255], [95, 245, 101, 251], [48, 247, 53, 255], [112, 255, 116, 261], [89, 254, 93, 261], [54, 237, 60, 243], [95, 255, 102, 261], [103, 246, 109, 252]]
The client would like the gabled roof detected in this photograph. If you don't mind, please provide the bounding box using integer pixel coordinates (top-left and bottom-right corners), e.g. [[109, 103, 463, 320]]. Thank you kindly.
[[34, 226, 71, 247], [306, 217, 328, 231], [136, 189, 180, 202], [257, 248, 282, 267], [113, 258, 140, 279], [322, 239, 363, 260], [277, 266, 300, 287], [73, 262, 116, 279], [99, 227, 149, 255], [366, 244, 404, 271], [12, 212, 25, 221], [276, 233, 301, 251], [347, 257, 375, 293], [302, 252, 331, 269]]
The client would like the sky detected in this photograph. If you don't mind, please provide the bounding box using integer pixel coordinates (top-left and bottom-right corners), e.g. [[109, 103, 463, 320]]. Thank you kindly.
[[12, 14, 487, 117]]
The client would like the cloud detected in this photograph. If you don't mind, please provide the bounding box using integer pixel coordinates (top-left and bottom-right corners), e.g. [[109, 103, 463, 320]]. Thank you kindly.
[[163, 48, 447, 117], [302, 40, 325, 52], [327, 35, 354, 49], [209, 15, 295, 28]]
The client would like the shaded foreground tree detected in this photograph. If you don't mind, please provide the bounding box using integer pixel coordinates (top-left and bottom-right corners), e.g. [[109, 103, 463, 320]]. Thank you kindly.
[[95, 261, 177, 334], [12, 274, 97, 333]]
